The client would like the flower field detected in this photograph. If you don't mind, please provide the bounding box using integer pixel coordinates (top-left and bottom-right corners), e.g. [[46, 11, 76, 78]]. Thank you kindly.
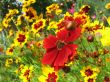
[[0, 0, 110, 82]]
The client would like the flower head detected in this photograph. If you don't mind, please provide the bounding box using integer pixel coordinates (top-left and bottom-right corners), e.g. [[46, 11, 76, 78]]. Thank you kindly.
[[42, 28, 81, 70], [19, 65, 33, 82], [22, 7, 37, 22], [105, 3, 110, 9], [38, 65, 58, 82], [80, 66, 100, 78], [14, 31, 28, 47], [31, 19, 46, 33]]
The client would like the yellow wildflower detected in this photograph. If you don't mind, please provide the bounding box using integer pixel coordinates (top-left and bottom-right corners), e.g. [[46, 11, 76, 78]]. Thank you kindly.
[[19, 65, 33, 82], [80, 66, 100, 78], [31, 19, 46, 33], [5, 59, 13, 67], [95, 27, 110, 46], [14, 31, 28, 47], [105, 3, 110, 9], [38, 65, 58, 82]]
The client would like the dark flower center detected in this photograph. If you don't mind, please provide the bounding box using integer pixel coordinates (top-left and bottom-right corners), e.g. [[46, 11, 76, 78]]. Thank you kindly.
[[57, 40, 65, 50], [34, 21, 43, 30], [46, 72, 57, 82], [26, 10, 34, 19], [85, 69, 93, 76], [17, 34, 26, 42], [82, 6, 90, 13], [88, 78, 94, 82], [9, 48, 13, 52], [66, 21, 76, 30], [23, 69, 30, 81]]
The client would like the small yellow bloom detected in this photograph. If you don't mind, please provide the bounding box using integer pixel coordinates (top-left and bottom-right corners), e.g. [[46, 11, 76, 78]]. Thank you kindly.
[[80, 66, 100, 78], [16, 15, 24, 26], [38, 65, 58, 82], [46, 3, 62, 15], [95, 27, 110, 46], [80, 5, 90, 13], [22, 0, 36, 7], [19, 65, 33, 82], [105, 3, 110, 9], [22, 7, 37, 22], [2, 18, 11, 28], [5, 59, 13, 67], [15, 64, 24, 74], [15, 57, 21, 64], [31, 19, 46, 33], [14, 31, 28, 47], [47, 21, 58, 30]]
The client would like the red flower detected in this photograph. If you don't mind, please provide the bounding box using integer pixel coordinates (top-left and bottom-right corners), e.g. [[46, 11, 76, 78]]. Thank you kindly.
[[42, 28, 81, 70]]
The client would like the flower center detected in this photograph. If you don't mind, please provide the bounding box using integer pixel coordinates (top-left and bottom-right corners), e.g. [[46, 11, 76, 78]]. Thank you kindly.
[[17, 34, 26, 42], [85, 69, 93, 76], [57, 40, 65, 50], [9, 48, 13, 52], [88, 78, 94, 82], [66, 21, 76, 30], [46, 72, 57, 82], [34, 21, 43, 30], [23, 69, 30, 81], [26, 10, 34, 19], [24, 69, 30, 76]]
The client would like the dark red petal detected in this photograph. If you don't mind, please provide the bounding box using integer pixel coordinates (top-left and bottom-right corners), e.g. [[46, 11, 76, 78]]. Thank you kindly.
[[57, 29, 69, 42], [54, 46, 70, 66], [65, 27, 81, 43], [42, 48, 58, 65], [43, 35, 57, 49]]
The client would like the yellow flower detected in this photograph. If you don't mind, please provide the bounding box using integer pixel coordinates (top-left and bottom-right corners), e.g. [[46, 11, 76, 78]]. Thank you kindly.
[[80, 66, 100, 78], [22, 0, 36, 7], [84, 77, 96, 82], [95, 27, 110, 46], [15, 64, 24, 74], [19, 65, 33, 82], [2, 18, 11, 28], [22, 7, 37, 22], [16, 15, 24, 26], [80, 5, 90, 13], [31, 19, 46, 33], [14, 31, 28, 47], [105, 3, 110, 9], [47, 21, 58, 30], [15, 57, 21, 64], [5, 59, 13, 67], [8, 9, 19, 15], [46, 4, 62, 15], [38, 65, 58, 82], [6, 46, 14, 56]]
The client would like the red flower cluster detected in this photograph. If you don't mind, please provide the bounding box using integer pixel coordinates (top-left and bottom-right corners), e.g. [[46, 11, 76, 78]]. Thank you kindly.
[[42, 25, 81, 70]]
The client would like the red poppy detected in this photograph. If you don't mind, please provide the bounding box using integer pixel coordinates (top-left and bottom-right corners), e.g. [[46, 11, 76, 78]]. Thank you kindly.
[[42, 28, 81, 70]]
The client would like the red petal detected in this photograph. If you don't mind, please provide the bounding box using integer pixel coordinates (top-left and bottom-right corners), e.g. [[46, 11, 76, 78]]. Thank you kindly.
[[67, 44, 78, 60], [42, 48, 58, 65], [54, 46, 70, 66], [57, 29, 69, 42], [65, 27, 81, 43], [43, 35, 57, 49]]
